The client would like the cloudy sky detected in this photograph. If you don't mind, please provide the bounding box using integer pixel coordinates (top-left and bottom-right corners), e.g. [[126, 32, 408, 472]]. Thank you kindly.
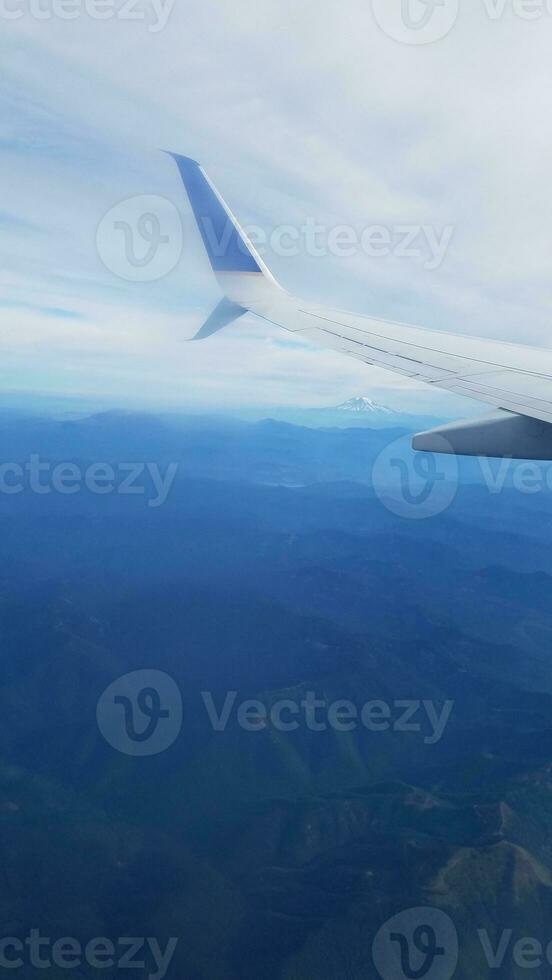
[[2, 0, 552, 413]]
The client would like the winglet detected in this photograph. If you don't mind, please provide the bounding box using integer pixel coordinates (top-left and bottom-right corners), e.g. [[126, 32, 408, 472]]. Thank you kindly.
[[168, 151, 277, 283], [190, 297, 246, 341]]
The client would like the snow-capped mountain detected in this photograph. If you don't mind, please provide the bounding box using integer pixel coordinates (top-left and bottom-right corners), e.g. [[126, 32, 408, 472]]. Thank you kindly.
[[335, 397, 397, 415]]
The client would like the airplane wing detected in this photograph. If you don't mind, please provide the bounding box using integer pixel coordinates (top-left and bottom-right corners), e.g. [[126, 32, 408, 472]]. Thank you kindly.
[[170, 152, 552, 459]]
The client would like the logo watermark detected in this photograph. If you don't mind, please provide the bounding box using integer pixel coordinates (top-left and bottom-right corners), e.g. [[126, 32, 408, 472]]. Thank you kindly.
[[373, 908, 459, 980], [203, 692, 454, 743], [481, 0, 552, 21], [0, 0, 174, 30], [203, 217, 454, 271], [371, 0, 459, 45], [373, 909, 552, 977], [372, 434, 552, 520], [0, 456, 178, 508], [478, 928, 552, 971], [212, 219, 454, 271], [97, 196, 183, 282], [97, 674, 454, 755], [97, 200, 454, 281], [97, 670, 183, 756], [0, 931, 178, 978], [372, 0, 552, 45], [372, 434, 459, 519]]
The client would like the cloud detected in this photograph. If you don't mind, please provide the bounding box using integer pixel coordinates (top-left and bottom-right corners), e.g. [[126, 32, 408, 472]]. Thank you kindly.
[[1, 1, 552, 409]]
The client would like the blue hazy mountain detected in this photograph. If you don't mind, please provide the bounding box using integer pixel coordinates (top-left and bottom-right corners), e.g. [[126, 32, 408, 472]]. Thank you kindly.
[[1, 408, 552, 978]]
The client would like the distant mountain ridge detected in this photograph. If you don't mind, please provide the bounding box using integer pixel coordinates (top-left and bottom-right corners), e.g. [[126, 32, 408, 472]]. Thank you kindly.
[[335, 396, 396, 415], [0, 406, 551, 978]]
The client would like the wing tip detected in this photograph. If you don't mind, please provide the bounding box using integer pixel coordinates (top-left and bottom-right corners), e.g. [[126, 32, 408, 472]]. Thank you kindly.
[[162, 150, 201, 170]]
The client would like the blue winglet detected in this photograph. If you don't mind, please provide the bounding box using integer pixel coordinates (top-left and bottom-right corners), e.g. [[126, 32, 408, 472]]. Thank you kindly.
[[168, 152, 264, 276]]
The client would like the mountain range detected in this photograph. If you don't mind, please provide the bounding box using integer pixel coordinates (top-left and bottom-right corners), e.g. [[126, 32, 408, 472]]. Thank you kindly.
[[335, 396, 397, 414], [1, 408, 552, 978]]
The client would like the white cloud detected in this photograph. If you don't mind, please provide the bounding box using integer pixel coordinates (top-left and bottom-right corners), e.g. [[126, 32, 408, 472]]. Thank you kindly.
[[2, 0, 552, 409]]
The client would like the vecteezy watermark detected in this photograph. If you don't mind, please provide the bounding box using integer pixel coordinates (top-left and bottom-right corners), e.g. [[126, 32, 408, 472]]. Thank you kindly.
[[372, 433, 552, 521], [372, 908, 459, 980], [372, 0, 552, 45], [0, 457, 178, 508], [0, 0, 174, 30], [97, 196, 183, 282], [373, 909, 552, 978], [481, 0, 552, 20], [477, 456, 552, 495], [477, 929, 552, 971], [0, 931, 178, 978], [371, 0, 460, 45], [202, 692, 454, 743], [97, 673, 455, 756], [203, 217, 455, 271], [97, 670, 183, 756], [96, 201, 454, 281], [372, 434, 459, 520]]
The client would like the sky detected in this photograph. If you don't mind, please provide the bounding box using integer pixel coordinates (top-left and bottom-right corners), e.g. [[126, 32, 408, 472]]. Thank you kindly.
[[2, 0, 552, 414]]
